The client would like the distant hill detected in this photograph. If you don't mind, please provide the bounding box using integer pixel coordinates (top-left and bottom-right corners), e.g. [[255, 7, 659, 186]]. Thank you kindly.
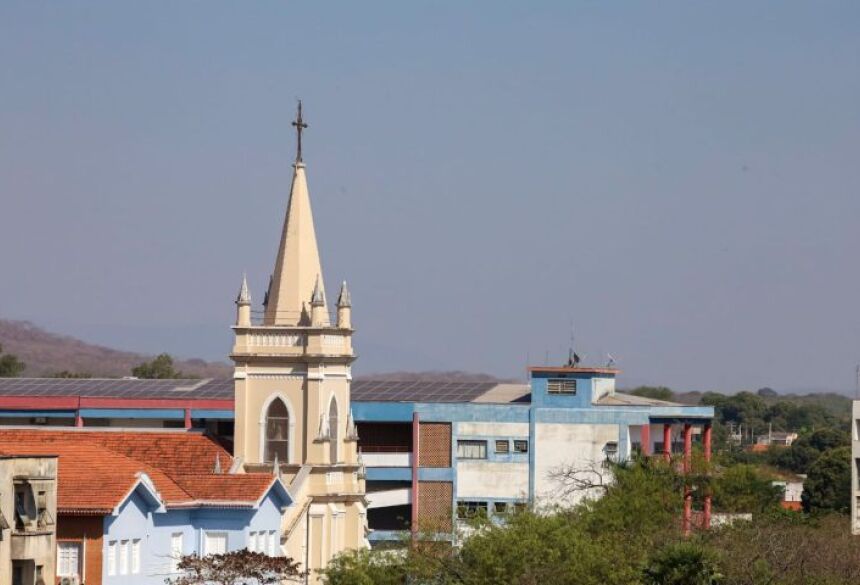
[[0, 320, 232, 378], [355, 370, 515, 383]]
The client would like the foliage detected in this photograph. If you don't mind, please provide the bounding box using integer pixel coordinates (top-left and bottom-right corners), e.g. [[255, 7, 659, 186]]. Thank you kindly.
[[0, 344, 25, 377], [802, 446, 852, 514], [710, 464, 782, 513], [132, 353, 189, 379], [320, 549, 410, 585], [629, 386, 675, 402], [50, 370, 92, 378], [642, 542, 722, 585], [166, 550, 302, 585], [707, 513, 860, 585]]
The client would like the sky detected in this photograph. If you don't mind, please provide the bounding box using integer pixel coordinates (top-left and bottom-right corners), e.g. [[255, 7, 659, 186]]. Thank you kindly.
[[1, 2, 859, 393]]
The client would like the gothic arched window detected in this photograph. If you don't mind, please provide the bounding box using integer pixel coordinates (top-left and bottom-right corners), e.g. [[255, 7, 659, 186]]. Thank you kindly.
[[264, 398, 289, 463], [328, 397, 339, 463]]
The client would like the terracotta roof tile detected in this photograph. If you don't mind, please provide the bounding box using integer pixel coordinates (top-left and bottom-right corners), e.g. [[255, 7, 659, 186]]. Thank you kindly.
[[0, 430, 277, 514]]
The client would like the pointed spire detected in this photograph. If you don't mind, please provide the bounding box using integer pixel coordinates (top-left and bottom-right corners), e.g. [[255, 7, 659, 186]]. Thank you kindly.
[[236, 274, 251, 305], [263, 143, 327, 325], [213, 453, 222, 474], [337, 281, 351, 308], [316, 413, 331, 441], [345, 409, 358, 440], [311, 274, 326, 307]]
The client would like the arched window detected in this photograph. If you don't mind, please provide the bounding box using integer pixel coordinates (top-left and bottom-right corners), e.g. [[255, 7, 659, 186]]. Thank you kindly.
[[328, 397, 339, 463], [264, 398, 289, 463]]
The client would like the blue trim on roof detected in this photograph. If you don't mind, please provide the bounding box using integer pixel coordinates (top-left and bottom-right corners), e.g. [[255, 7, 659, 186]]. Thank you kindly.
[[0, 410, 76, 418]]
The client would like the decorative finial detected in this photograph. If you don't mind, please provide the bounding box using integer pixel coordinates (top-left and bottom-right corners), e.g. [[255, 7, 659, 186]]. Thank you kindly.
[[213, 453, 222, 474], [272, 451, 280, 477], [291, 99, 308, 163], [311, 274, 325, 306], [337, 280, 351, 308], [236, 273, 251, 305]]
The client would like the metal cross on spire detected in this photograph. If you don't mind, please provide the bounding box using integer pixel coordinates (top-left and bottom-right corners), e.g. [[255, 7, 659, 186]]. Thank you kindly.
[[292, 99, 308, 163]]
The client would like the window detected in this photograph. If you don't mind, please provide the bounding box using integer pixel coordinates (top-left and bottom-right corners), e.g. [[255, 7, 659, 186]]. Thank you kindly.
[[204, 531, 228, 555], [264, 399, 289, 463], [329, 397, 339, 463], [13, 482, 35, 531], [513, 440, 529, 453], [547, 378, 577, 395], [248, 531, 257, 553], [493, 502, 510, 515], [131, 539, 141, 574], [170, 533, 183, 572], [119, 539, 129, 575], [36, 490, 53, 527], [107, 540, 117, 575], [457, 440, 487, 460], [57, 542, 81, 577], [604, 441, 619, 463], [495, 440, 509, 454], [457, 501, 488, 519], [268, 530, 277, 556]]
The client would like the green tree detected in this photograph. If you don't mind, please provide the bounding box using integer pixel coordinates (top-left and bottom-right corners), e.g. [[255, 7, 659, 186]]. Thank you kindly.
[[320, 549, 409, 585], [0, 344, 25, 377], [132, 353, 185, 379], [50, 371, 92, 379], [643, 542, 723, 585], [710, 464, 782, 513], [802, 446, 851, 514], [630, 386, 675, 402]]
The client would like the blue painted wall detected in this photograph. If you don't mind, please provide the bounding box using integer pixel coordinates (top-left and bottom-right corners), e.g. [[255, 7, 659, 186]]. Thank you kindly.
[[102, 487, 288, 585]]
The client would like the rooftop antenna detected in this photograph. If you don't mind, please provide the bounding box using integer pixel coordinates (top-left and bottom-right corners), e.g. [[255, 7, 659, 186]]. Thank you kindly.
[[606, 353, 616, 368], [566, 318, 580, 367]]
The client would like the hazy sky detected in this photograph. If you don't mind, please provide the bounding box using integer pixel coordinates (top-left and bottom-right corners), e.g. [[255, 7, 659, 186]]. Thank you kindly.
[[2, 2, 859, 393]]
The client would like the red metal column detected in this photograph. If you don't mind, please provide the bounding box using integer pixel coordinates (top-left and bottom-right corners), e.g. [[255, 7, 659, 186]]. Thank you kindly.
[[184, 408, 192, 430], [411, 412, 420, 539], [640, 422, 651, 456], [682, 423, 693, 535], [663, 424, 671, 461], [703, 423, 713, 529]]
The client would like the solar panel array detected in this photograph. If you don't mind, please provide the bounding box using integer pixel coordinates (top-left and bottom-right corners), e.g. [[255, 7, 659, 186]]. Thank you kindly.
[[0, 378, 234, 400], [351, 380, 498, 403]]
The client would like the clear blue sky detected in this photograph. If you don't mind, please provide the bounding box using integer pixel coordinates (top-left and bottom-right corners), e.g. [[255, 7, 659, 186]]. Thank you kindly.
[[2, 2, 858, 392]]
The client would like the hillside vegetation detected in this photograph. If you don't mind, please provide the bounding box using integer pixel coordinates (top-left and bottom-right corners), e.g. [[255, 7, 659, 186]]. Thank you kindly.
[[0, 319, 231, 378]]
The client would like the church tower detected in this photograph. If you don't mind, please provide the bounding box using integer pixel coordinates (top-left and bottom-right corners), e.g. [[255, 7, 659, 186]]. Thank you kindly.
[[231, 102, 366, 581]]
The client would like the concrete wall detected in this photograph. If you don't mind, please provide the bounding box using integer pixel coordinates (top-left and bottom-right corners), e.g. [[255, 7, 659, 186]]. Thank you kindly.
[[533, 422, 619, 506], [0, 456, 57, 585]]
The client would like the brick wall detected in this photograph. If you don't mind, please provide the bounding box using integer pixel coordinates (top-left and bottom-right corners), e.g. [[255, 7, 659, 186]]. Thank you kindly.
[[57, 514, 103, 585], [417, 481, 452, 532], [418, 423, 451, 467]]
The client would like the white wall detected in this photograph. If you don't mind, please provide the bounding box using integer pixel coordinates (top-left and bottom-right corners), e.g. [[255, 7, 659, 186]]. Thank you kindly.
[[456, 461, 529, 499], [533, 422, 619, 506], [458, 422, 529, 437]]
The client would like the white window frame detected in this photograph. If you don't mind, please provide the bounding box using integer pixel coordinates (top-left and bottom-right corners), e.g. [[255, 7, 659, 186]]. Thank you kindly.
[[268, 530, 277, 557], [57, 542, 81, 577], [107, 540, 117, 576], [204, 531, 228, 556], [119, 539, 129, 575], [131, 539, 141, 574], [513, 439, 529, 453], [547, 378, 577, 395], [170, 532, 184, 573], [456, 440, 487, 460]]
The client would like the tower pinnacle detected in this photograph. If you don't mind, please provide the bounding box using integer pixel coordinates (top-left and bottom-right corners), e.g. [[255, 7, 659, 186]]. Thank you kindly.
[[292, 100, 308, 163]]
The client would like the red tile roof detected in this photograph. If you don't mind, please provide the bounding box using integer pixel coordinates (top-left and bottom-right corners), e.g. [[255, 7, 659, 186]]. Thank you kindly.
[[0, 429, 281, 514]]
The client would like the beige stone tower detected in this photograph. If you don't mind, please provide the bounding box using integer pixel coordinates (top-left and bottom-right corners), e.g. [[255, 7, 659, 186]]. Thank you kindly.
[[231, 102, 367, 583]]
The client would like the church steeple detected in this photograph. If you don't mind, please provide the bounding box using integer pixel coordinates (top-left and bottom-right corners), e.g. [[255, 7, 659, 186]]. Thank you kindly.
[[263, 102, 327, 326]]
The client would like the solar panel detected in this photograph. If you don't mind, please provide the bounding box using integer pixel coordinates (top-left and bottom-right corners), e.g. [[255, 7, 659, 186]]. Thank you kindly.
[[350, 379, 498, 403], [0, 378, 234, 400]]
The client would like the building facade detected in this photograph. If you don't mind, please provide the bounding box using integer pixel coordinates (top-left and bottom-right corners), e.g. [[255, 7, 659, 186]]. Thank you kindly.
[[0, 453, 58, 585], [852, 400, 859, 535]]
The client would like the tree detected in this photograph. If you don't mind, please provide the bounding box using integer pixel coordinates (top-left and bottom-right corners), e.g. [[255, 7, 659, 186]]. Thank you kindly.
[[132, 353, 185, 379], [710, 464, 782, 513], [756, 387, 778, 398], [802, 446, 851, 514], [167, 550, 302, 585], [643, 542, 723, 585], [630, 386, 675, 402], [0, 344, 25, 377], [50, 371, 92, 378]]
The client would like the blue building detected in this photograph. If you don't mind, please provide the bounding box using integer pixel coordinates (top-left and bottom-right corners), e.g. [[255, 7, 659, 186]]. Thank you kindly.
[[0, 429, 291, 585]]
